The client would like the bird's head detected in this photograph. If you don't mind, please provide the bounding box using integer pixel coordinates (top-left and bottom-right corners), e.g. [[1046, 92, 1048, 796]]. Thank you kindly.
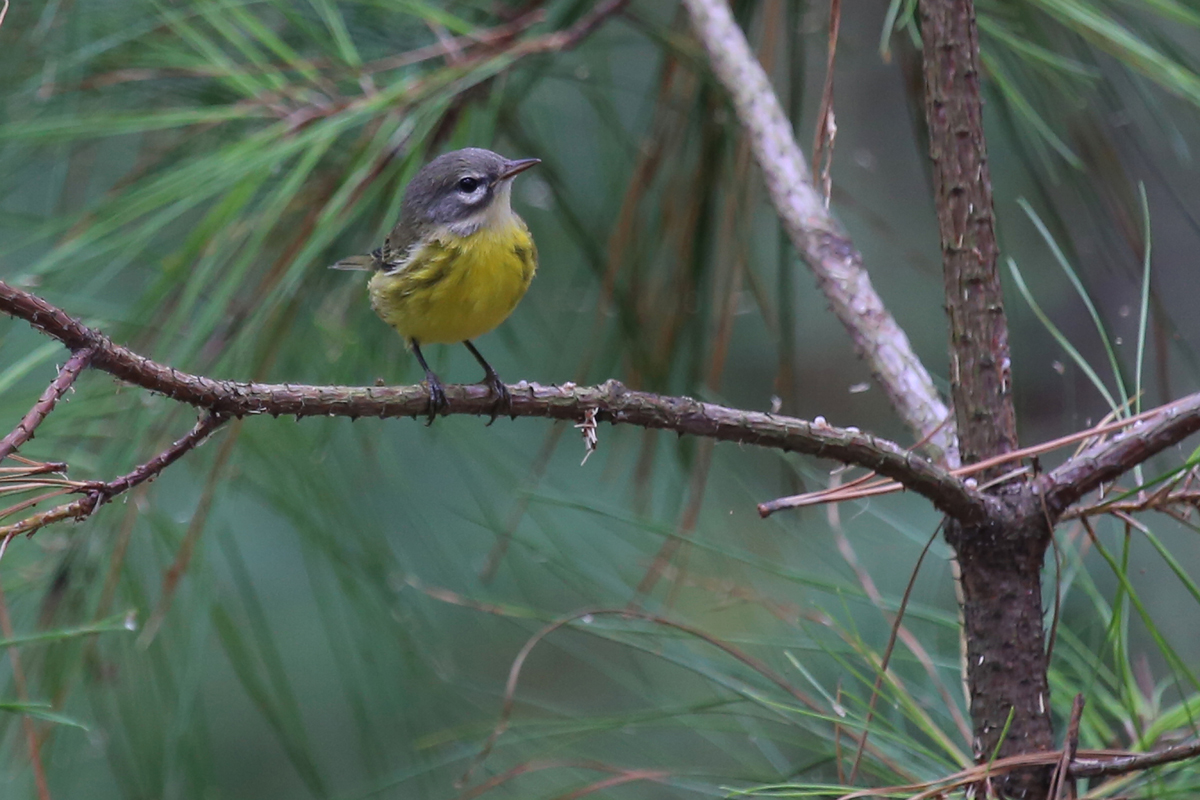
[[404, 147, 540, 236]]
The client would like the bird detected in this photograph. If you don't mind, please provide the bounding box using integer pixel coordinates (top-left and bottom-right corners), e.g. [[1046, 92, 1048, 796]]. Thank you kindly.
[[332, 147, 540, 424]]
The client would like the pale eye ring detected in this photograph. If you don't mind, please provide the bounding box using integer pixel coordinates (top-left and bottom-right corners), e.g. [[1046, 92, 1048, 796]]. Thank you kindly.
[[457, 176, 481, 193]]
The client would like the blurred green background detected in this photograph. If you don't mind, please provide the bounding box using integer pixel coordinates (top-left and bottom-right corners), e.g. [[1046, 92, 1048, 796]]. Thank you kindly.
[[3, 0, 1200, 797]]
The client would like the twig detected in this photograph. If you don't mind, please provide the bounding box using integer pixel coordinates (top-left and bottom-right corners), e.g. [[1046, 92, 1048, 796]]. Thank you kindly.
[[575, 409, 598, 465], [0, 413, 227, 540], [546, 769, 671, 800], [1062, 489, 1200, 520], [380, 0, 627, 73], [680, 0, 958, 466], [0, 281, 987, 523], [811, 0, 841, 206], [0, 348, 93, 463], [1049, 694, 1084, 799], [361, 11, 547, 75], [762, 401, 1187, 516], [1068, 738, 1200, 777], [1041, 393, 1200, 514], [834, 739, 1200, 800], [528, 0, 631, 52]]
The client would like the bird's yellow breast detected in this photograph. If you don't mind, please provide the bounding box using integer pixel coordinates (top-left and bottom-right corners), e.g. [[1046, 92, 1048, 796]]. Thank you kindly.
[[369, 221, 537, 345]]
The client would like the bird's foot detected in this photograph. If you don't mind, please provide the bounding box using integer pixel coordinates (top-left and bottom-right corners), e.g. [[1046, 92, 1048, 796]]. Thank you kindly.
[[481, 370, 512, 426], [425, 375, 448, 426]]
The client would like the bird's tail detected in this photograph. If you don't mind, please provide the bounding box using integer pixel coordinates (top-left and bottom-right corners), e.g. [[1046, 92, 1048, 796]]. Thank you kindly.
[[329, 254, 377, 271]]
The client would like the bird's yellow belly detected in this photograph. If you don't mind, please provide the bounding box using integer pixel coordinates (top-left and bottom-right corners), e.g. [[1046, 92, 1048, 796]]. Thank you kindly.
[[369, 224, 536, 345]]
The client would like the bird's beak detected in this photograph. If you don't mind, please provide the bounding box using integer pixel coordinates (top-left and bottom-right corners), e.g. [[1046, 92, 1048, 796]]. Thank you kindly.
[[496, 158, 541, 182]]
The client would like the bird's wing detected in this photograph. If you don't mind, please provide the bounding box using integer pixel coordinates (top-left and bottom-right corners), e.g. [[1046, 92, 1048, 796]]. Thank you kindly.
[[378, 205, 431, 273], [330, 199, 424, 273]]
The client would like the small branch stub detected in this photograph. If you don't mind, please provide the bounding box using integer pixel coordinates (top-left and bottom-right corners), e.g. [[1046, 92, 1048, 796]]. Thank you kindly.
[[576, 408, 598, 465]]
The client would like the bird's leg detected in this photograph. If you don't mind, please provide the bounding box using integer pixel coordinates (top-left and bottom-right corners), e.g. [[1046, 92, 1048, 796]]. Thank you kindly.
[[411, 340, 447, 425], [463, 340, 512, 425]]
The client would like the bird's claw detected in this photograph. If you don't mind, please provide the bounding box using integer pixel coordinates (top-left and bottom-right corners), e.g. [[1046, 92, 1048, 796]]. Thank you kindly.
[[425, 377, 448, 426], [482, 372, 512, 426]]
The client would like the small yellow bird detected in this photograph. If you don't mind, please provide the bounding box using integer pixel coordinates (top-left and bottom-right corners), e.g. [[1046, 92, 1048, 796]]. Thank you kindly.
[[333, 147, 540, 422]]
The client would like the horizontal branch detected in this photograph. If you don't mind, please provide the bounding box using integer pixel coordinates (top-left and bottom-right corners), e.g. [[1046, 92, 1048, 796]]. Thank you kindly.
[[1069, 739, 1200, 778], [1039, 391, 1200, 515], [0, 281, 988, 522]]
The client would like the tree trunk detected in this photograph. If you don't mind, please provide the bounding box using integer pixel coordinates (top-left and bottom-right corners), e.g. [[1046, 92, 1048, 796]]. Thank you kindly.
[[945, 497, 1055, 797], [918, 0, 1055, 793]]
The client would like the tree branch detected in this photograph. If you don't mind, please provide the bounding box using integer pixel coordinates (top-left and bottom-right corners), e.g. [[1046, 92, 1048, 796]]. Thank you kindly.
[[529, 0, 630, 52], [679, 0, 958, 467], [0, 280, 986, 523], [0, 348, 92, 463], [0, 412, 227, 540], [1040, 390, 1200, 515], [1068, 739, 1200, 778]]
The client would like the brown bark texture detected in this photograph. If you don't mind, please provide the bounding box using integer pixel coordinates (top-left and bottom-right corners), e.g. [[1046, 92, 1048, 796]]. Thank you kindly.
[[919, 0, 1054, 793], [919, 0, 1015, 469]]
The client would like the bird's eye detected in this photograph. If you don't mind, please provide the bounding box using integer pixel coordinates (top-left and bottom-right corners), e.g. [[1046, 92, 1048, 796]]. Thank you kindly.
[[457, 177, 481, 193]]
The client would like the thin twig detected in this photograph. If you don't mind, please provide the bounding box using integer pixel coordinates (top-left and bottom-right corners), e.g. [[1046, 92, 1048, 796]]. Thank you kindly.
[[529, 0, 631, 52], [1068, 738, 1200, 777], [1049, 694, 1084, 799], [811, 0, 841, 206], [0, 348, 93, 463], [762, 401, 1188, 516], [1042, 394, 1200, 514], [834, 739, 1200, 800], [0, 413, 227, 540], [361, 11, 546, 75], [1062, 489, 1200, 520]]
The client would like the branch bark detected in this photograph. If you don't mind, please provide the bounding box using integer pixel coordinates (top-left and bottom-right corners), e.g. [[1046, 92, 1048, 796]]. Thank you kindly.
[[918, 0, 1050, 791], [1040, 391, 1200, 515], [920, 0, 1017, 471], [0, 348, 92, 462], [680, 0, 958, 467], [0, 413, 227, 540], [1069, 738, 1200, 778], [0, 280, 986, 524]]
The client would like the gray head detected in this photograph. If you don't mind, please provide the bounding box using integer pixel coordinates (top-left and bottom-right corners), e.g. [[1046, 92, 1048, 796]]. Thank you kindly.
[[402, 147, 540, 231]]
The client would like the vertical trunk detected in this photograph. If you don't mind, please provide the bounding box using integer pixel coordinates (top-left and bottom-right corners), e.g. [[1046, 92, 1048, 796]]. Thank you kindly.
[[918, 0, 1054, 793], [945, 503, 1055, 797], [918, 0, 1016, 466]]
